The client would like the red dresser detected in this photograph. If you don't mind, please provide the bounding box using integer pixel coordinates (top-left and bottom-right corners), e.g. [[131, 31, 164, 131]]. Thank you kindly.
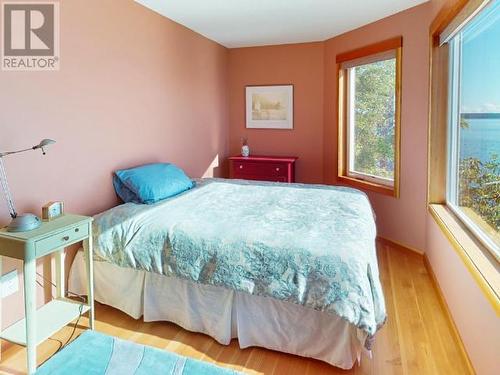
[[228, 155, 298, 183]]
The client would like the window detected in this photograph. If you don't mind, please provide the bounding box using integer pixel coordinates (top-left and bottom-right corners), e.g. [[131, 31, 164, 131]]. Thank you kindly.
[[337, 37, 402, 197], [446, 0, 500, 257], [429, 0, 499, 310]]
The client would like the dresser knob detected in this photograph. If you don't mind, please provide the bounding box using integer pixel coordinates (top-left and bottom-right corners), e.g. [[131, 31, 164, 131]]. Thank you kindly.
[[276, 167, 280, 171], [62, 236, 69, 241], [75, 228, 79, 233], [239, 165, 243, 169]]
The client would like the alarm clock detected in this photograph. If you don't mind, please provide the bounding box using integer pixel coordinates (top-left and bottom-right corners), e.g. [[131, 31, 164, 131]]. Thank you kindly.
[[42, 201, 64, 221]]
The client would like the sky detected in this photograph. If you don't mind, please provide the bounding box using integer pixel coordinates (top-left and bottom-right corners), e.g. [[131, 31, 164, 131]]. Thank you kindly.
[[461, 1, 500, 114]]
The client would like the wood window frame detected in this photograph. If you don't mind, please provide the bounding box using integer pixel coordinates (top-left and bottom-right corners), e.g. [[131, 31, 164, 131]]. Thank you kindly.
[[428, 0, 500, 314], [337, 37, 402, 198]]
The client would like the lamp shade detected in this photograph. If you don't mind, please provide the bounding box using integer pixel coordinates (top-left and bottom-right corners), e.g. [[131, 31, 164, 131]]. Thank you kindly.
[[36, 139, 56, 148]]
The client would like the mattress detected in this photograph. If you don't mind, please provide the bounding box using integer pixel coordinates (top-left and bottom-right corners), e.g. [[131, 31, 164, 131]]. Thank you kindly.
[[91, 178, 386, 337]]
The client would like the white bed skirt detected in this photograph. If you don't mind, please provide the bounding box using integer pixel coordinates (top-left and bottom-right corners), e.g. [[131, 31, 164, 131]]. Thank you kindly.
[[69, 251, 365, 369]]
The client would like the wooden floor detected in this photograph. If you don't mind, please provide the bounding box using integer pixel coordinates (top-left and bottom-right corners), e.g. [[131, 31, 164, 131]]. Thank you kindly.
[[0, 242, 473, 375]]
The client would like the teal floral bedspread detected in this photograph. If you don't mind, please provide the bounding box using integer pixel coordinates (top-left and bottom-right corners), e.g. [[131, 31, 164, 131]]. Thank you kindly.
[[93, 178, 386, 337]]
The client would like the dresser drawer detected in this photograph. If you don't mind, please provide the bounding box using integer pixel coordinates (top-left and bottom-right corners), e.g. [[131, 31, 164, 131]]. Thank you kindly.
[[229, 155, 297, 183], [35, 223, 89, 257], [265, 163, 288, 178], [241, 174, 288, 183], [233, 162, 288, 178], [232, 161, 258, 175]]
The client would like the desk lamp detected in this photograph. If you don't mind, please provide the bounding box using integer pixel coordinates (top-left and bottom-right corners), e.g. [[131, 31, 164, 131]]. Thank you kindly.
[[0, 139, 56, 232]]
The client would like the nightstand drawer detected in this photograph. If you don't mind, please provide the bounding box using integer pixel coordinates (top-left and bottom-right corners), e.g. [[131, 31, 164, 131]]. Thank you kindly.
[[35, 223, 89, 257]]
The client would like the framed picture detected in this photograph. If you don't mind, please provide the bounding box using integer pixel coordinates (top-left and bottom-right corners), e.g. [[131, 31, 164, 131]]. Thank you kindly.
[[246, 85, 293, 129]]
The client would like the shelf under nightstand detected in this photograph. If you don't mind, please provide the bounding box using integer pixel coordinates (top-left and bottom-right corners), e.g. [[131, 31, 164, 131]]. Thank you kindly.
[[0, 298, 90, 347]]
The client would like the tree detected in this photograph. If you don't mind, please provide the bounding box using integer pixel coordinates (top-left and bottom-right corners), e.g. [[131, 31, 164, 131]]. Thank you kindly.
[[459, 154, 500, 231], [353, 59, 396, 178]]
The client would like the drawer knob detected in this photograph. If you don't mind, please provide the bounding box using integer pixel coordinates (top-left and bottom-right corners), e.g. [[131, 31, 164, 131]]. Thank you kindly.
[[239, 165, 243, 169], [75, 228, 79, 233], [62, 236, 70, 241], [276, 167, 280, 171]]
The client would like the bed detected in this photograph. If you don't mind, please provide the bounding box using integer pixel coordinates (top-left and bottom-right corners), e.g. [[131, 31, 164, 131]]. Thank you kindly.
[[69, 178, 386, 369]]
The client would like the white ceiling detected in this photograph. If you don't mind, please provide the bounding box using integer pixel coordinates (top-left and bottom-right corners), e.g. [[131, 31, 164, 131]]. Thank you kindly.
[[135, 0, 429, 48]]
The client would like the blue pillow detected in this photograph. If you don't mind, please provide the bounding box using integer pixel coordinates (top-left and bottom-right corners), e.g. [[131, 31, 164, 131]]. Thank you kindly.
[[113, 163, 194, 204]]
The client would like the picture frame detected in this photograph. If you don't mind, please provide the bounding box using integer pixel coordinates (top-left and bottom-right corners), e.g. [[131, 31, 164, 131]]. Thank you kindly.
[[245, 85, 293, 129], [42, 201, 64, 221]]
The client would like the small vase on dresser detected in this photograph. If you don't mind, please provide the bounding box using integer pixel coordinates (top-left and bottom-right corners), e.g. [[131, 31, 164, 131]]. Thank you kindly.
[[241, 145, 250, 157], [241, 138, 250, 157]]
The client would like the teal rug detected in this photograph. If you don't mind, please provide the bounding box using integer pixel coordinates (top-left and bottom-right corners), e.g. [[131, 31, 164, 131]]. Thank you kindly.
[[37, 330, 240, 375]]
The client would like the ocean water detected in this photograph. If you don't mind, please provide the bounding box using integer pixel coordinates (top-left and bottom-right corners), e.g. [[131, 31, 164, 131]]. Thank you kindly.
[[460, 118, 500, 162]]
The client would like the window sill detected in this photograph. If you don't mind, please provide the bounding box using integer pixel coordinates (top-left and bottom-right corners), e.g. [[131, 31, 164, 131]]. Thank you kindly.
[[429, 204, 500, 314], [338, 175, 398, 197]]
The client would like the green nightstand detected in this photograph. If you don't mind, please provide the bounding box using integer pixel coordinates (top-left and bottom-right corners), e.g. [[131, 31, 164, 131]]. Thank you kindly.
[[0, 214, 94, 375]]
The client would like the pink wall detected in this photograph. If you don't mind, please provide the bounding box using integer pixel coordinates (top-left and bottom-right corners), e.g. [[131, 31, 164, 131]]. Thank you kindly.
[[323, 4, 432, 252], [0, 0, 229, 328], [426, 218, 499, 375], [228, 43, 325, 183]]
